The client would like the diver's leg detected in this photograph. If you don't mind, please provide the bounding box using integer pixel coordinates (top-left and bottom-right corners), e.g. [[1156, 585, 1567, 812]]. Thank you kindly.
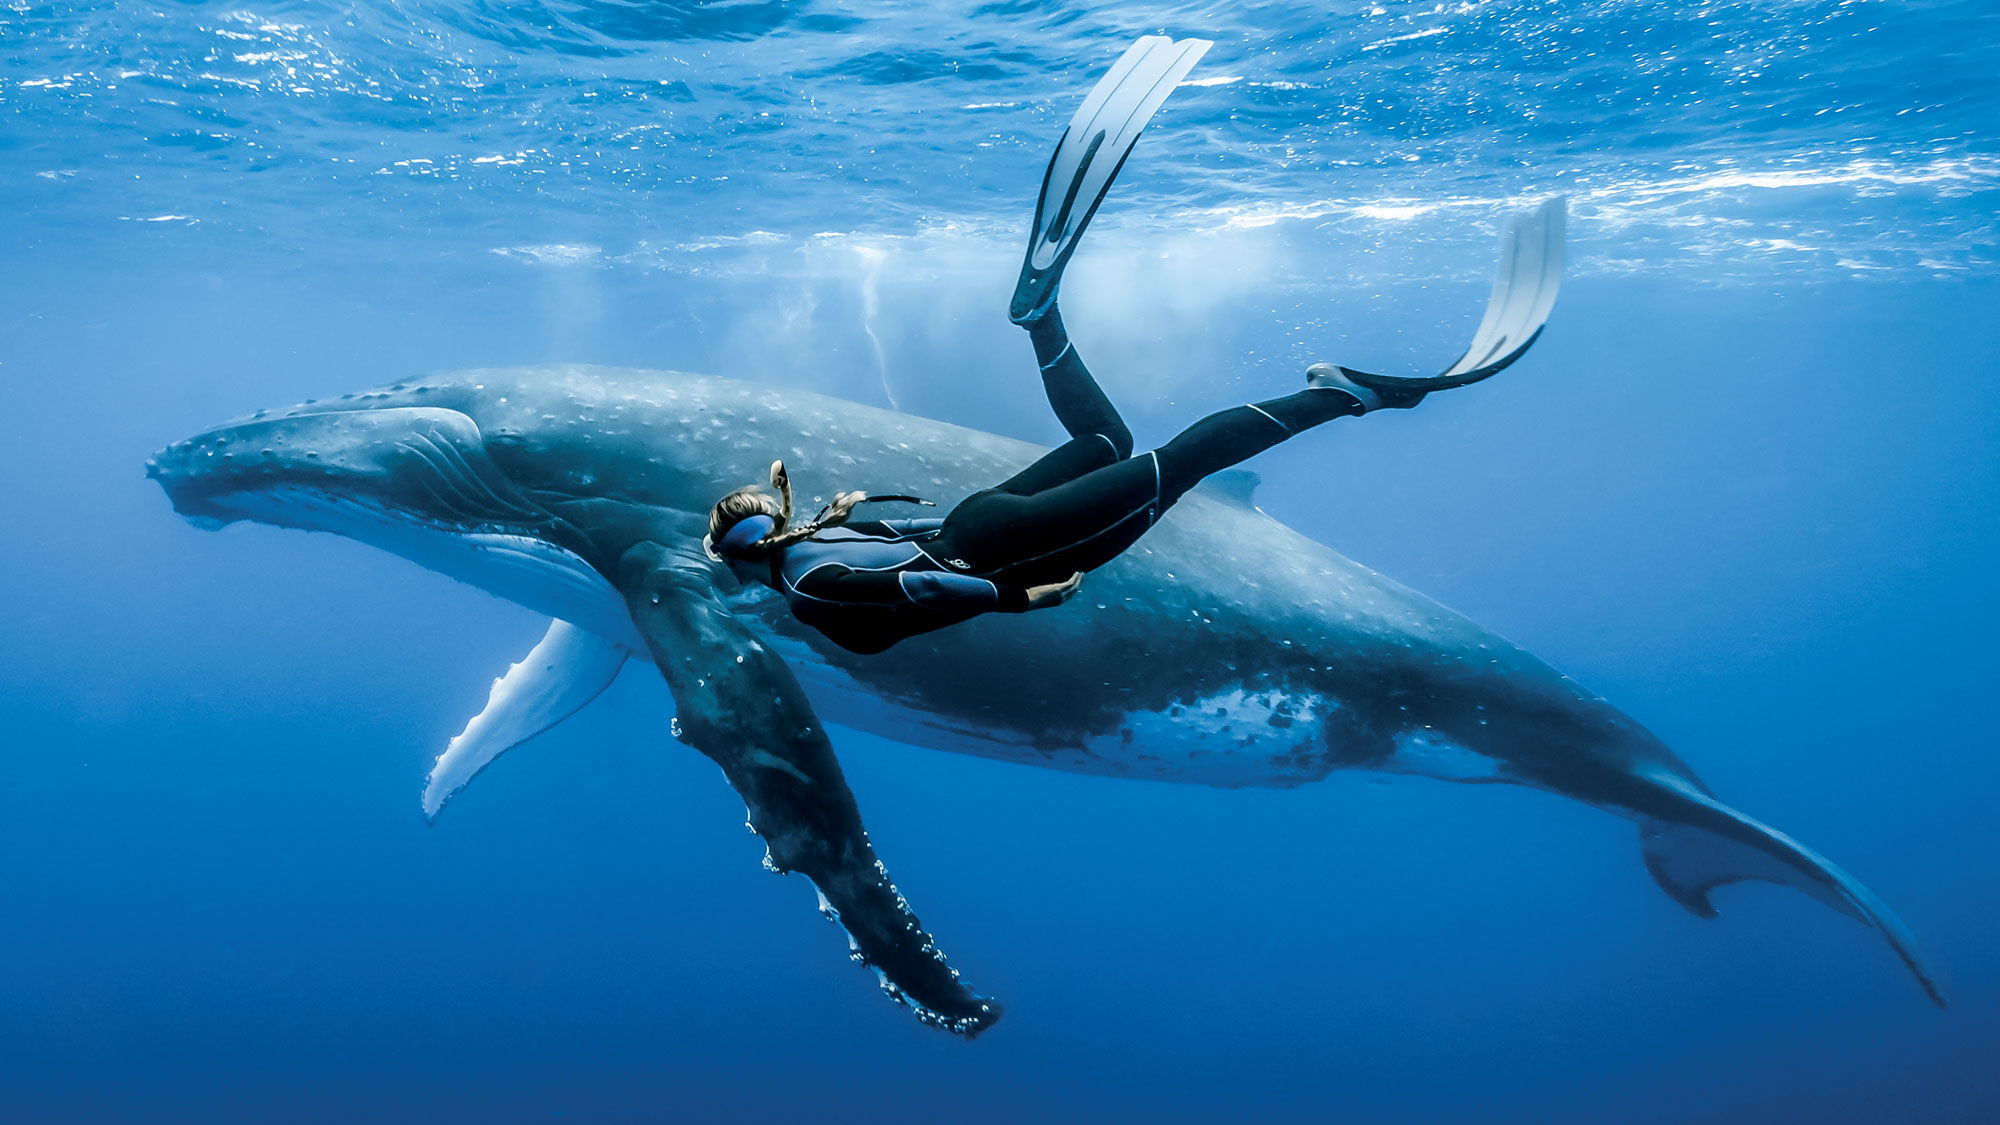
[[940, 385, 1368, 584], [980, 302, 1131, 500], [937, 454, 1164, 583], [1143, 343, 1538, 503], [1024, 304, 1134, 460], [1002, 35, 1205, 467], [1151, 386, 1365, 503], [989, 431, 1123, 497]]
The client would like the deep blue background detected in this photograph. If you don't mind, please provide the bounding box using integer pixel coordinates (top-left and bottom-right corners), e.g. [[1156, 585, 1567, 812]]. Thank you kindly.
[[2, 240, 1994, 1123], [4, 0, 1999, 1120]]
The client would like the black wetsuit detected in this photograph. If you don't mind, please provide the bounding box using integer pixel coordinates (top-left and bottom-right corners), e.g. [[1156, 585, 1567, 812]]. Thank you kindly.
[[771, 518, 1028, 654], [766, 306, 1362, 654]]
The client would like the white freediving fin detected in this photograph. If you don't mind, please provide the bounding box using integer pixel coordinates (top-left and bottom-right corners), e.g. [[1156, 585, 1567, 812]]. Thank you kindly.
[[1331, 197, 1568, 398], [1438, 196, 1567, 381], [421, 619, 629, 820], [1009, 34, 1212, 324], [1640, 800, 1946, 1007]]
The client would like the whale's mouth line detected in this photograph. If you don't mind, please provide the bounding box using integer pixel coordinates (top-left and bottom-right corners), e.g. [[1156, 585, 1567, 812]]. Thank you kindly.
[[201, 485, 516, 538], [178, 472, 547, 545]]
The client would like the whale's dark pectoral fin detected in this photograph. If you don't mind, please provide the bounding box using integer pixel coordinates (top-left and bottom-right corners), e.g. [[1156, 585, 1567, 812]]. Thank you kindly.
[[1640, 791, 1946, 1008], [615, 543, 1001, 1036]]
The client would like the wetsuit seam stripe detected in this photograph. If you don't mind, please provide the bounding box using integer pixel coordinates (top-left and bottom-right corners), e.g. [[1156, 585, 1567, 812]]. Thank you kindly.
[[1038, 342, 1074, 371], [816, 528, 934, 544], [782, 554, 933, 604], [1148, 450, 1161, 526], [778, 569, 842, 604], [1245, 403, 1293, 435], [913, 542, 960, 571], [784, 568, 924, 608], [789, 547, 925, 579]]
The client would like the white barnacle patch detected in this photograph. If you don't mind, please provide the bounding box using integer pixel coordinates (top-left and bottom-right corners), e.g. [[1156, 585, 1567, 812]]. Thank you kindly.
[[1083, 686, 1338, 786]]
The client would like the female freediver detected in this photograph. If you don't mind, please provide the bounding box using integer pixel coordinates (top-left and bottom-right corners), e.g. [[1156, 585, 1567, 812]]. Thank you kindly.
[[704, 36, 1565, 656]]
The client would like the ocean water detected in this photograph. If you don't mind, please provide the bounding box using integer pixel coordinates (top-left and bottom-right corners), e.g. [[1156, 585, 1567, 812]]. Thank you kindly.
[[3, 1, 1998, 1121]]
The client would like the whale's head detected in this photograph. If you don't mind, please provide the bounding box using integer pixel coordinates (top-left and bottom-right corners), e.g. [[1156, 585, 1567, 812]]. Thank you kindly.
[[145, 376, 734, 641], [147, 365, 1017, 637], [150, 403, 560, 538]]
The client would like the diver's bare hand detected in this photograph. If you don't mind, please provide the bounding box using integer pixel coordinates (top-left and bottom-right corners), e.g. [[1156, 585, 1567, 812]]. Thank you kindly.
[[1025, 572, 1084, 610]]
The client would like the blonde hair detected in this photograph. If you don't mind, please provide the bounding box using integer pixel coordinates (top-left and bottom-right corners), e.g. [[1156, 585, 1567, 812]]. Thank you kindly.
[[707, 460, 864, 559]]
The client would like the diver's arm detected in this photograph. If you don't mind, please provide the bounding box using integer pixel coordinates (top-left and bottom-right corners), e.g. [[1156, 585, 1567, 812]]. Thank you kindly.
[[898, 571, 1032, 612], [1024, 572, 1084, 610], [791, 566, 1038, 613]]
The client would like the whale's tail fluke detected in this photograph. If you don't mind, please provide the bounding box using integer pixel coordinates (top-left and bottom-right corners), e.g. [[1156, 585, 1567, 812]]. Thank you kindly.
[[1639, 780, 1945, 1007]]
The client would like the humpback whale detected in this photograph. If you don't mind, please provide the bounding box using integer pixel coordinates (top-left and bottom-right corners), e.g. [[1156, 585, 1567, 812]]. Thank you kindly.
[[145, 37, 1940, 1034], [147, 362, 1945, 1034]]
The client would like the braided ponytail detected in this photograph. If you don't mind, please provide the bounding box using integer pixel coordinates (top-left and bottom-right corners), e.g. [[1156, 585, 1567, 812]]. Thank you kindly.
[[706, 460, 866, 560]]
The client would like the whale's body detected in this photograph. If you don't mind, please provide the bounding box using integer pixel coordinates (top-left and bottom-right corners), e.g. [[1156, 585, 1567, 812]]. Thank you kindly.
[[150, 364, 1942, 1029]]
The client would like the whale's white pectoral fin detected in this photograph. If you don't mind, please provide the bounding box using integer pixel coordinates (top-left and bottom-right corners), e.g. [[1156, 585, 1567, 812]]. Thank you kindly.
[[422, 619, 629, 820]]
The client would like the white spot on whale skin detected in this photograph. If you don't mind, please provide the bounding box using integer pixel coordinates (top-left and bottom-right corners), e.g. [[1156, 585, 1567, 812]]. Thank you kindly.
[[745, 748, 813, 784], [1384, 729, 1504, 782]]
